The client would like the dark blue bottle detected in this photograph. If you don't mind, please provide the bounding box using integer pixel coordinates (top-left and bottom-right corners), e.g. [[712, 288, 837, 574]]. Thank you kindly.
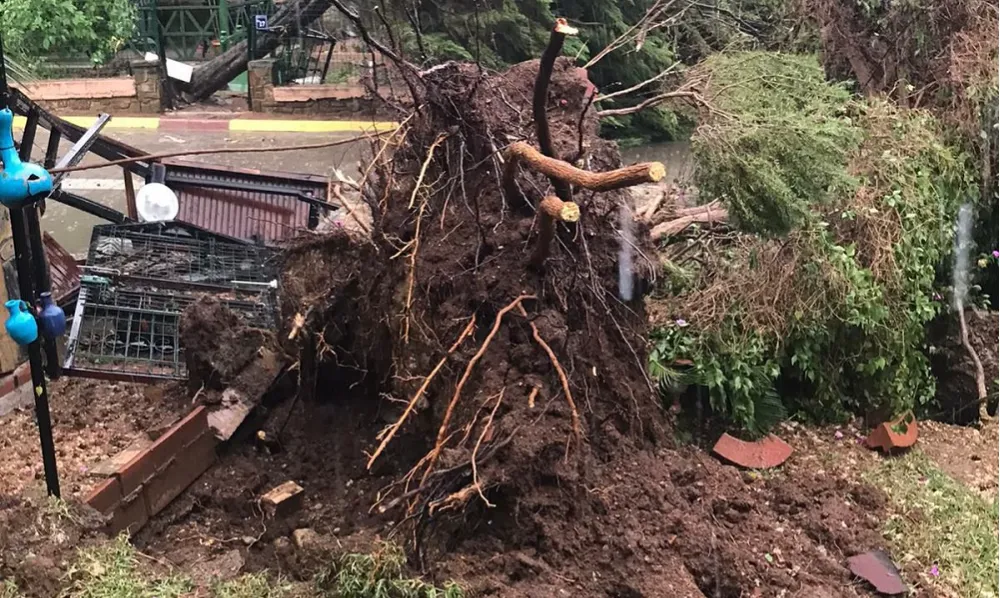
[[38, 292, 66, 337]]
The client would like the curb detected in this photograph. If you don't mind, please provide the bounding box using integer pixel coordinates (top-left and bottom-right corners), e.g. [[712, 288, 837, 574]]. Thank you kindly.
[[12, 115, 398, 133]]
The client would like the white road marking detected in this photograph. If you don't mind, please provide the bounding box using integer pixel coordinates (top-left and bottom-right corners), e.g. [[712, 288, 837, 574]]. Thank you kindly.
[[60, 179, 144, 191]]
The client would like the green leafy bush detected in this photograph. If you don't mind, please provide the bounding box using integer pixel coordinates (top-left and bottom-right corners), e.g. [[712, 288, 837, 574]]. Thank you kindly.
[[650, 52, 976, 434], [0, 0, 135, 64]]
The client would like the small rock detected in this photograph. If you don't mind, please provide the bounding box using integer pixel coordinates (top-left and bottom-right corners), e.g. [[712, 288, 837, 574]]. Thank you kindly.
[[292, 528, 322, 550]]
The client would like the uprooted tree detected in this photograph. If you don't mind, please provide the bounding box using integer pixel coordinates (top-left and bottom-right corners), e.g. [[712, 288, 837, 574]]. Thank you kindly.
[[282, 17, 668, 538]]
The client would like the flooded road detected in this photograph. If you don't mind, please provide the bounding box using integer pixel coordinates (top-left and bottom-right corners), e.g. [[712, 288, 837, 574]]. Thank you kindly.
[[31, 127, 371, 255], [33, 128, 692, 256]]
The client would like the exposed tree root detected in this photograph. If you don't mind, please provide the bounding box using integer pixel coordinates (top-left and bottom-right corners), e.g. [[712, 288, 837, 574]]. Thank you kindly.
[[533, 196, 582, 267], [367, 316, 478, 470], [471, 388, 505, 507], [534, 18, 580, 203], [518, 304, 581, 441], [416, 295, 536, 494], [956, 306, 990, 420]]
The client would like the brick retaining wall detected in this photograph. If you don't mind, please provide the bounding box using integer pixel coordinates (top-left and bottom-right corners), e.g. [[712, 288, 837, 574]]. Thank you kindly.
[[248, 59, 390, 117], [21, 60, 161, 114], [83, 405, 217, 535]]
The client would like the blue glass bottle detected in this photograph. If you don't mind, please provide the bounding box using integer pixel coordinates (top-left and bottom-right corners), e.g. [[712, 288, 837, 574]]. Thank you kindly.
[[38, 292, 66, 337]]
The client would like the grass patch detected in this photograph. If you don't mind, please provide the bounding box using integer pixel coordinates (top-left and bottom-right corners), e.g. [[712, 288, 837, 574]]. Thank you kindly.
[[864, 451, 999, 597], [0, 580, 21, 598], [315, 542, 463, 598], [64, 535, 192, 598], [211, 572, 293, 598]]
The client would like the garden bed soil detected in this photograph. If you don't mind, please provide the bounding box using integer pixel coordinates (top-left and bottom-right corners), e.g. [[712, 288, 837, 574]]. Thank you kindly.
[[0, 377, 190, 501]]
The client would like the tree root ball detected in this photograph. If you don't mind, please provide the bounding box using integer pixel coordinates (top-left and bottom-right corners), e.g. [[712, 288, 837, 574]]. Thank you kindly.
[[283, 57, 664, 552]]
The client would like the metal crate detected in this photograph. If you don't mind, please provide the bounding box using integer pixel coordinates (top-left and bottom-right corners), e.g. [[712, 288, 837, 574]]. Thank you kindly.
[[65, 222, 279, 382]]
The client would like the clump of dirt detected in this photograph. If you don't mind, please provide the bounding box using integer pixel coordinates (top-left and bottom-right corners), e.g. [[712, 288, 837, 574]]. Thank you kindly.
[[180, 296, 275, 391], [929, 309, 999, 424], [286, 54, 659, 530]]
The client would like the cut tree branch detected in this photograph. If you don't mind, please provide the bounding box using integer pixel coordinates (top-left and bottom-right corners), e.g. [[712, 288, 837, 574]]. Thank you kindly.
[[532, 196, 581, 266], [505, 141, 665, 195], [649, 205, 728, 241]]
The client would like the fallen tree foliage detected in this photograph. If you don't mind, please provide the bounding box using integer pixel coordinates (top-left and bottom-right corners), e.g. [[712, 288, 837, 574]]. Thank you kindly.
[[648, 52, 978, 433]]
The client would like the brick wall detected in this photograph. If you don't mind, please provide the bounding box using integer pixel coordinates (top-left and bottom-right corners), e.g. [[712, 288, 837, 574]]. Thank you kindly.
[[83, 406, 217, 535], [21, 60, 161, 114], [248, 59, 389, 117]]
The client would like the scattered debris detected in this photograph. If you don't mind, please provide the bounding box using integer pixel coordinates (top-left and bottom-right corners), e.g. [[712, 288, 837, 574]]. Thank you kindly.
[[712, 433, 794, 469], [847, 550, 908, 595], [866, 413, 918, 452], [261, 481, 304, 518]]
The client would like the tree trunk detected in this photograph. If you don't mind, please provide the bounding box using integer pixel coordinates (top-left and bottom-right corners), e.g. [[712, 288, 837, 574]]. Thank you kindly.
[[184, 0, 335, 101]]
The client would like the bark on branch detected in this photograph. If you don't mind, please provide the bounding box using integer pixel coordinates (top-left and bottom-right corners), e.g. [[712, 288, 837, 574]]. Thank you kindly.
[[504, 141, 665, 198]]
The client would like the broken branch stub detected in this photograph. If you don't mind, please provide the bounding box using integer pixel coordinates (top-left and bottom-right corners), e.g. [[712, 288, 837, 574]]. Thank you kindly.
[[539, 196, 580, 222], [532, 196, 580, 267], [505, 141, 665, 194]]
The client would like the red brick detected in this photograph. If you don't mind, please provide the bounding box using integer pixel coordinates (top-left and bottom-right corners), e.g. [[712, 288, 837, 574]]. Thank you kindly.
[[142, 430, 217, 516], [712, 433, 793, 469], [866, 414, 918, 452], [118, 406, 209, 494], [85, 477, 123, 515], [107, 491, 149, 536]]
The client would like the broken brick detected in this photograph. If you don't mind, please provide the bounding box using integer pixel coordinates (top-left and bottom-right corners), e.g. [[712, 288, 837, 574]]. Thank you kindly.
[[261, 481, 304, 518], [848, 550, 907, 595], [866, 413, 918, 452], [712, 433, 793, 469]]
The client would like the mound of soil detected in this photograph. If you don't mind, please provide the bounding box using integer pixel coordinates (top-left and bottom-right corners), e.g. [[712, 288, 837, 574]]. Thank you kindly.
[[136, 396, 888, 597], [0, 493, 106, 597], [929, 309, 999, 424]]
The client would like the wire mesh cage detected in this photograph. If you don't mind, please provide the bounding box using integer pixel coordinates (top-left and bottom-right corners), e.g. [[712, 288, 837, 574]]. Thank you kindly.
[[65, 222, 280, 382], [86, 221, 278, 287]]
